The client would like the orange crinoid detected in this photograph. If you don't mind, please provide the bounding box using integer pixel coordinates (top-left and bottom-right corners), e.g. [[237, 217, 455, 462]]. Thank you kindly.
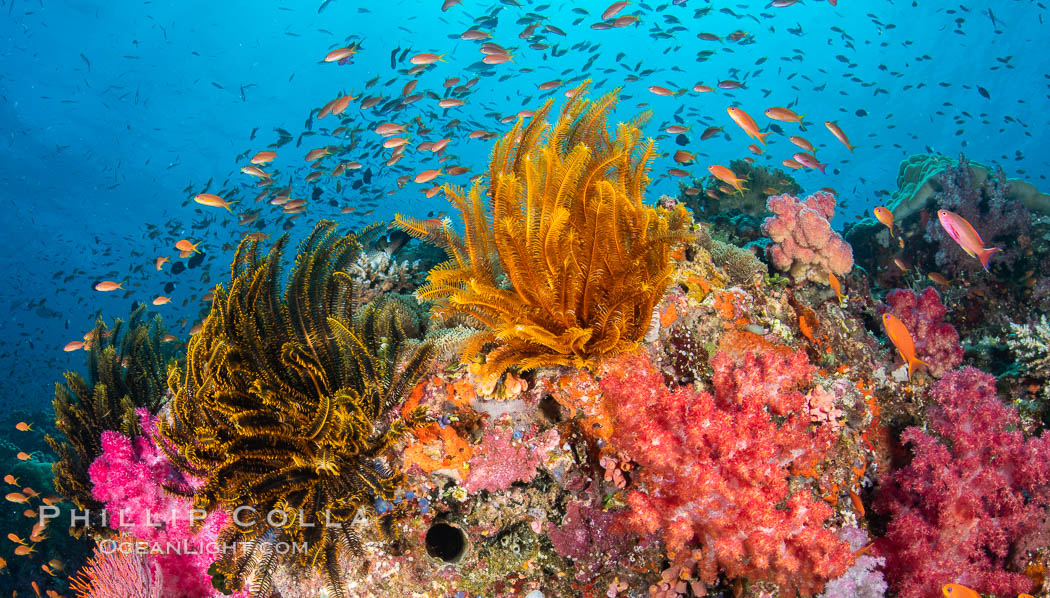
[[396, 82, 690, 382]]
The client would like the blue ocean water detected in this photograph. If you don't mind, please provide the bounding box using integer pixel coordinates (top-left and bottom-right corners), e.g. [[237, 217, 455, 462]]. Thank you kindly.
[[0, 0, 1045, 413]]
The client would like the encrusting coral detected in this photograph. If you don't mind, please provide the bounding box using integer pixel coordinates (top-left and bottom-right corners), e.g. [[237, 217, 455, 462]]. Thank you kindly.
[[46, 303, 178, 534], [161, 220, 435, 597], [395, 82, 690, 384]]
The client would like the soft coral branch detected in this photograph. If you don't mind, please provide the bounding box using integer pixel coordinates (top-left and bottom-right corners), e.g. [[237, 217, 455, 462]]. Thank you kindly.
[[600, 350, 849, 596]]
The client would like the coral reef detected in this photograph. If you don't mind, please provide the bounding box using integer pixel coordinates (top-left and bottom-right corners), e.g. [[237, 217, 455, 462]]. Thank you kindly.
[[875, 367, 1050, 598], [161, 221, 435, 597], [88, 409, 227, 598], [600, 350, 850, 596], [46, 303, 179, 533], [1009, 314, 1050, 402], [818, 527, 886, 598], [349, 250, 427, 305], [876, 286, 962, 378], [69, 541, 162, 598], [762, 191, 854, 285], [395, 83, 690, 383]]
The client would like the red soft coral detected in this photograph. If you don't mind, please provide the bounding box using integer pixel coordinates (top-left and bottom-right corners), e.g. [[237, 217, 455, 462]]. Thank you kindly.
[[875, 367, 1050, 598], [600, 350, 849, 596], [877, 286, 962, 377]]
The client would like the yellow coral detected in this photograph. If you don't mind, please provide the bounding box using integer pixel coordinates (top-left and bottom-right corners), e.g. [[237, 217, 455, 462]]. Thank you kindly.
[[396, 82, 690, 382]]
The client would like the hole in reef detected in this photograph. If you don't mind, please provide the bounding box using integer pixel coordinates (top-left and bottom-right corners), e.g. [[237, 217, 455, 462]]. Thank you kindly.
[[538, 394, 562, 423], [425, 522, 467, 563]]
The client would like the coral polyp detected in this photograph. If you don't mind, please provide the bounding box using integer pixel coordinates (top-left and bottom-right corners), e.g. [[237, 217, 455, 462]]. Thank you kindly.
[[161, 220, 434, 597]]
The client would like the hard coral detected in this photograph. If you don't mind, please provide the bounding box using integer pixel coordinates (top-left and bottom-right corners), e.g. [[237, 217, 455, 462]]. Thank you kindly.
[[876, 286, 962, 378], [601, 351, 849, 596], [162, 221, 435, 598], [875, 367, 1050, 598], [763, 191, 853, 284], [395, 82, 690, 384], [88, 410, 225, 598]]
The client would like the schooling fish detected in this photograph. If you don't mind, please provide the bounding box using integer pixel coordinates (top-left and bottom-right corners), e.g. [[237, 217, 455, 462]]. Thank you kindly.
[[937, 209, 1001, 270], [882, 313, 929, 380], [708, 164, 747, 194], [727, 106, 770, 145]]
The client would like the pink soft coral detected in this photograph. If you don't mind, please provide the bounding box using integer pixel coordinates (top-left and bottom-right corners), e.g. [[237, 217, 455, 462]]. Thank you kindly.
[[875, 367, 1050, 598], [763, 191, 854, 284], [601, 350, 850, 596], [876, 286, 962, 377], [88, 410, 229, 598]]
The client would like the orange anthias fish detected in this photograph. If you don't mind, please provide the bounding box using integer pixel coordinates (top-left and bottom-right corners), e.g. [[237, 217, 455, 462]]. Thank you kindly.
[[414, 169, 443, 184], [882, 313, 929, 380], [824, 120, 855, 152], [15, 422, 32, 432], [94, 280, 123, 292], [873, 206, 895, 238], [941, 584, 980, 598], [938, 209, 1001, 271], [828, 273, 845, 305], [708, 164, 747, 194], [4, 475, 19, 486], [765, 106, 806, 129], [155, 256, 169, 271], [250, 151, 277, 164], [727, 106, 770, 145], [175, 239, 201, 254], [194, 193, 236, 211]]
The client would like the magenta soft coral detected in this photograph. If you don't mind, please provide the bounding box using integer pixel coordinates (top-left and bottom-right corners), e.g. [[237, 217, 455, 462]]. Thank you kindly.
[[762, 191, 854, 284], [600, 350, 850, 596], [88, 409, 230, 598], [877, 286, 962, 377], [875, 367, 1050, 598]]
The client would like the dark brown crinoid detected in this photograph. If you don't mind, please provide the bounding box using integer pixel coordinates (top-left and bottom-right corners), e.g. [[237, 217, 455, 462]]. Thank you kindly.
[[161, 220, 434, 597], [46, 303, 177, 535]]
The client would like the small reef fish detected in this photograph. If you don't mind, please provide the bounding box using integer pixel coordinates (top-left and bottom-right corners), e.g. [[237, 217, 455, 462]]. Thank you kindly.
[[194, 193, 237, 211], [94, 280, 123, 292], [15, 422, 32, 432], [882, 313, 929, 380], [152, 296, 171, 306], [727, 106, 770, 145], [765, 106, 806, 129], [708, 165, 747, 194], [155, 256, 169, 271], [250, 151, 277, 164], [793, 152, 827, 174], [828, 272, 845, 306], [937, 209, 1001, 270], [175, 239, 201, 254], [873, 206, 895, 238], [4, 475, 19, 486], [824, 121, 855, 152], [409, 52, 446, 65], [942, 585, 979, 598], [63, 341, 85, 352]]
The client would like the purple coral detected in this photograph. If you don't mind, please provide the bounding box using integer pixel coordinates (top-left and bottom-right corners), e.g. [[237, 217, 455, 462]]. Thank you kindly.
[[877, 286, 962, 377], [763, 191, 854, 284], [88, 410, 229, 598], [547, 498, 628, 583], [875, 367, 1050, 598]]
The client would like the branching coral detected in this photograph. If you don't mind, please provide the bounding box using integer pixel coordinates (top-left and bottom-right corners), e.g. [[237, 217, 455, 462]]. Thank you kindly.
[[875, 367, 1050, 598], [763, 191, 854, 284], [161, 220, 435, 598], [1009, 314, 1050, 385], [395, 82, 690, 383], [46, 303, 178, 533], [876, 286, 962, 378], [600, 350, 849, 596]]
